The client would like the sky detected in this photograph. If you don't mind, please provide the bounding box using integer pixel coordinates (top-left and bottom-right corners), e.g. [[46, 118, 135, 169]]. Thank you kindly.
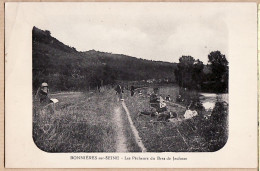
[[32, 3, 229, 63]]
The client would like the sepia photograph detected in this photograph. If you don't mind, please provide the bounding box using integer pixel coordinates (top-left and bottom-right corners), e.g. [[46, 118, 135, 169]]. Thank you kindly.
[[5, 2, 257, 168], [32, 3, 229, 153]]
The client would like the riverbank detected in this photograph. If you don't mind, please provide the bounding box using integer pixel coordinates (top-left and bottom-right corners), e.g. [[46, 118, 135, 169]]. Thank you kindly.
[[123, 85, 228, 152]]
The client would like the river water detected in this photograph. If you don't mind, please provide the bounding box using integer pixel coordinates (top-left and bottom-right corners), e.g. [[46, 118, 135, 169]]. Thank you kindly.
[[199, 93, 228, 111]]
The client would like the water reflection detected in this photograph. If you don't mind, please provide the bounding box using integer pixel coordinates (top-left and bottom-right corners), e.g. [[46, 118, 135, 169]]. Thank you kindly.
[[199, 93, 228, 111]]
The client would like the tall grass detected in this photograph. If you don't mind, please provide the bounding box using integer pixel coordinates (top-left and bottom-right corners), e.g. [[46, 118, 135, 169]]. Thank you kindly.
[[33, 90, 118, 152]]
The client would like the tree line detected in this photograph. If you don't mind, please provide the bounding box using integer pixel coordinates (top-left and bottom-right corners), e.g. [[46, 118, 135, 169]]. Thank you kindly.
[[174, 51, 228, 93]]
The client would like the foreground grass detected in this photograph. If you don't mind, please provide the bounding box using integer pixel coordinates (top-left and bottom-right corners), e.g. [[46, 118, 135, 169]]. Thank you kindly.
[[33, 89, 142, 152], [33, 90, 119, 152]]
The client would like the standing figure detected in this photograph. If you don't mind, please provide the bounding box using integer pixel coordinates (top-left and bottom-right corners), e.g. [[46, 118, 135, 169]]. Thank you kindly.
[[130, 85, 135, 96], [115, 84, 124, 101]]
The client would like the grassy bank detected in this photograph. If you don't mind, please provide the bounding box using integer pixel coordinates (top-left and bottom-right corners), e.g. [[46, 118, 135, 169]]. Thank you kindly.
[[123, 85, 228, 152], [123, 86, 190, 152], [33, 90, 119, 152]]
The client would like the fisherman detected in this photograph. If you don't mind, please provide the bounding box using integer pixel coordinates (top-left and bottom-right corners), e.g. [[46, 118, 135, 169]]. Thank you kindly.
[[157, 111, 177, 121], [153, 87, 159, 94], [150, 90, 159, 108], [183, 103, 199, 130], [149, 87, 167, 113], [140, 107, 158, 117], [115, 84, 124, 101], [158, 96, 167, 113], [130, 85, 135, 96], [165, 95, 171, 101], [184, 102, 198, 119], [35, 82, 52, 105]]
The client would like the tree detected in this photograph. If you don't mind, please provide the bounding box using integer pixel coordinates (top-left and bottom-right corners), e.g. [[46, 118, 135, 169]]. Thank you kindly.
[[208, 51, 229, 93], [179, 56, 195, 66], [177, 56, 195, 88], [102, 64, 116, 85], [45, 30, 51, 36], [175, 56, 204, 89], [192, 59, 204, 89]]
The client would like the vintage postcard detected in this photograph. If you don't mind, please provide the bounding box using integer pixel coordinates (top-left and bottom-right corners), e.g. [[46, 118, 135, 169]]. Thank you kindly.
[[4, 2, 258, 168]]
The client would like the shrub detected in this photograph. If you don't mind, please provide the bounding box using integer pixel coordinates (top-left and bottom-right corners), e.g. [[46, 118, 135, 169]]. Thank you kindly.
[[195, 101, 228, 152]]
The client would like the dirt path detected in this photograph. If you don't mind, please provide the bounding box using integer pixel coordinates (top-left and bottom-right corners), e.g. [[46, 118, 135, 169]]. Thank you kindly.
[[121, 101, 147, 152], [114, 106, 128, 152]]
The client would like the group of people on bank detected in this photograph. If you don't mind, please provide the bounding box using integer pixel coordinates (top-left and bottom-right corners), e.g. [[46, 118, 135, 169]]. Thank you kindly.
[[35, 82, 199, 124]]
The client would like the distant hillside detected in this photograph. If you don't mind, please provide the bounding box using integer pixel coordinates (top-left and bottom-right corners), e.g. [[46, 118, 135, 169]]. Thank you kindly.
[[33, 27, 177, 91]]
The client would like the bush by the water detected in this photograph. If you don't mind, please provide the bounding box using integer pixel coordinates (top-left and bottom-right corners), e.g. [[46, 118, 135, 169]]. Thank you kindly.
[[195, 101, 228, 152]]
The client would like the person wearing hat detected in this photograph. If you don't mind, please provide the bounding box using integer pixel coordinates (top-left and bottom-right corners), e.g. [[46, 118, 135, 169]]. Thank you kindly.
[[35, 82, 51, 105]]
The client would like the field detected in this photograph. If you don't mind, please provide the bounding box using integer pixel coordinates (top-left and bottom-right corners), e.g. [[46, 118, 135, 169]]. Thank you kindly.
[[33, 85, 228, 152]]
